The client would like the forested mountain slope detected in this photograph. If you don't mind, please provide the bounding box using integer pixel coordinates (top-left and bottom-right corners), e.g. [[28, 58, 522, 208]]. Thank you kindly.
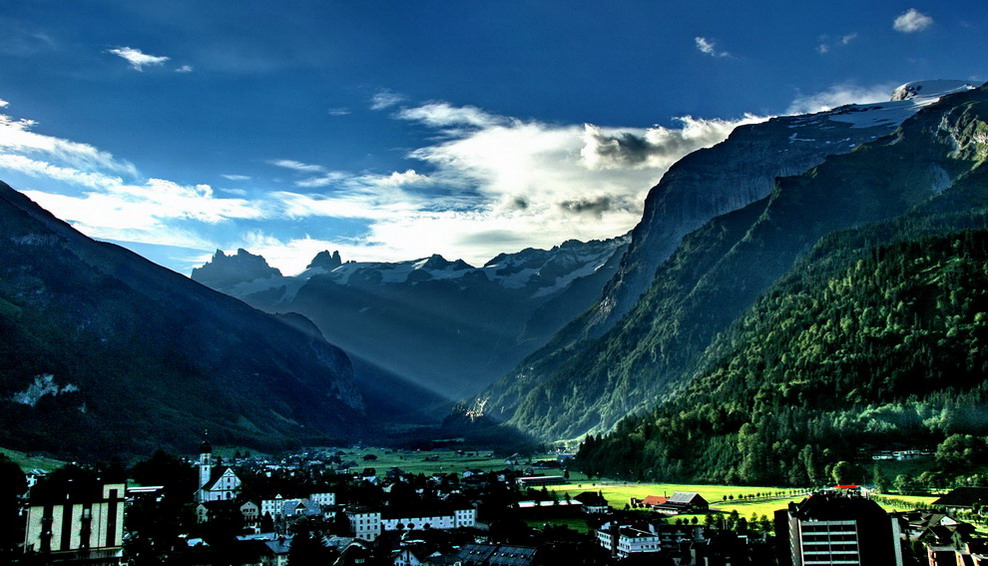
[[577, 213, 988, 485]]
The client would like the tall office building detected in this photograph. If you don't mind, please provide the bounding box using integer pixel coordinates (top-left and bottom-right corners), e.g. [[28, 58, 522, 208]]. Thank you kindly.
[[776, 491, 903, 566]]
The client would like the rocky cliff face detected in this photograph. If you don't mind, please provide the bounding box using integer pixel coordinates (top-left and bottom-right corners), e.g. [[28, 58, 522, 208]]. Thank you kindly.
[[190, 248, 283, 293], [575, 100, 947, 343]]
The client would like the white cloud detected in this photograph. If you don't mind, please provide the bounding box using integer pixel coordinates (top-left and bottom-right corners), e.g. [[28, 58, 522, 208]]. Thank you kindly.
[[894, 9, 933, 33], [787, 83, 896, 114], [0, 105, 265, 254], [695, 36, 730, 58], [370, 90, 405, 110], [106, 46, 170, 71], [0, 112, 138, 176], [0, 153, 123, 189], [20, 189, 224, 250], [274, 101, 765, 268], [23, 178, 264, 227], [328, 107, 351, 116], [580, 115, 766, 170], [221, 174, 251, 181], [397, 103, 507, 128], [293, 171, 350, 188], [238, 103, 767, 271], [817, 32, 857, 54], [175, 65, 194, 73], [0, 99, 8, 108], [268, 159, 327, 173]]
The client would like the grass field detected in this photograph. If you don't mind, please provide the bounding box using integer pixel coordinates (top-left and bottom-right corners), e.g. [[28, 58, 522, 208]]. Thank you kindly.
[[872, 493, 940, 512], [540, 481, 809, 526], [0, 447, 65, 472], [547, 481, 806, 508], [322, 447, 514, 476]]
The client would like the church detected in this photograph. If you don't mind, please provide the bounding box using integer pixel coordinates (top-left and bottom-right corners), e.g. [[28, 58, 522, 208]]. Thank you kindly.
[[195, 439, 242, 503]]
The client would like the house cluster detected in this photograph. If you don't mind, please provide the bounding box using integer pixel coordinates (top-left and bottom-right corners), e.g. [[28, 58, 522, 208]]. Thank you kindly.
[[593, 518, 774, 564], [19, 443, 988, 566]]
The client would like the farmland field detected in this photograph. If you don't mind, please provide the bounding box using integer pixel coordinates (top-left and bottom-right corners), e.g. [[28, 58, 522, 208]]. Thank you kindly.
[[546, 481, 807, 509], [322, 447, 514, 476]]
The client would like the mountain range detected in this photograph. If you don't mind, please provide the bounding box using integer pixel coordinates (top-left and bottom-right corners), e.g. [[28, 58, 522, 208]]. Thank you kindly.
[[4, 79, 987, 472], [192, 235, 629, 399]]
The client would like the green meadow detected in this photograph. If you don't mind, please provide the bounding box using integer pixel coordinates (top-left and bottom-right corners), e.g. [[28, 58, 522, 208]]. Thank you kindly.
[[1, 446, 66, 472], [326, 447, 513, 476]]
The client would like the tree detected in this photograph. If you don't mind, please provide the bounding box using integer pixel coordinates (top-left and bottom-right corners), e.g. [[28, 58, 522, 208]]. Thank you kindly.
[[894, 473, 917, 495], [131, 451, 197, 501], [936, 434, 988, 471], [831, 461, 858, 485], [871, 463, 889, 492], [288, 528, 332, 565]]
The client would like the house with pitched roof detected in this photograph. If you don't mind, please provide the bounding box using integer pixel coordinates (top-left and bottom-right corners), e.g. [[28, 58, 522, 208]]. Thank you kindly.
[[653, 492, 709, 515]]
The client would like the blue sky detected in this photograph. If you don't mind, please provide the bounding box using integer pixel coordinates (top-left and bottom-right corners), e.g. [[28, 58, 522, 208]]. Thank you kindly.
[[0, 1, 984, 274]]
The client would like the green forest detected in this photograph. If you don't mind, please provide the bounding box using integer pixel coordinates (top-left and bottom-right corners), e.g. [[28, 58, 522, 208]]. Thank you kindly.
[[576, 215, 988, 487]]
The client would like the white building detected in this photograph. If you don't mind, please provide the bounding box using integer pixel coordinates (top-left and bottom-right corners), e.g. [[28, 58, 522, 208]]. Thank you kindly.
[[345, 507, 382, 541], [23, 481, 126, 563], [597, 523, 661, 558], [379, 506, 476, 532], [240, 501, 260, 527], [310, 492, 336, 507], [261, 493, 332, 520], [195, 440, 242, 503]]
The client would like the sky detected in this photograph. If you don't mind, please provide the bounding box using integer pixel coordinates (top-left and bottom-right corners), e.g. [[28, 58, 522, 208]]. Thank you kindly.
[[0, 1, 985, 275]]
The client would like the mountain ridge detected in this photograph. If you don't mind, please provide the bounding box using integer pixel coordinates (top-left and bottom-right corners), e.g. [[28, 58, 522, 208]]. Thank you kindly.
[[0, 181, 367, 459]]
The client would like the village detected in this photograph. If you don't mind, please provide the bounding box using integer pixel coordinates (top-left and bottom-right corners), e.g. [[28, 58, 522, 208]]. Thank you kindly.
[[7, 443, 988, 565]]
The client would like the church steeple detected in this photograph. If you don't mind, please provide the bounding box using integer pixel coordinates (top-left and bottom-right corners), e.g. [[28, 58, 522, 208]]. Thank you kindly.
[[198, 434, 212, 494]]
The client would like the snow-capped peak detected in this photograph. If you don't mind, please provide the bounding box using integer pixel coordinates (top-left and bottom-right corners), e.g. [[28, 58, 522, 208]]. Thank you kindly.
[[890, 80, 978, 102], [822, 79, 979, 130]]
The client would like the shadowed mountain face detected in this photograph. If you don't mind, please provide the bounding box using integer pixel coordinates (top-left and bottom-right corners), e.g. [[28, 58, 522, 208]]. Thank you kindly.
[[479, 83, 988, 441], [0, 181, 367, 459], [192, 236, 630, 400]]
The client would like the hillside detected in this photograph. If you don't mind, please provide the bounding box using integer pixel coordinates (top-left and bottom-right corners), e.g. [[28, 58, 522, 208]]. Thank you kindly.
[[577, 216, 988, 485], [0, 181, 367, 459], [479, 84, 988, 441]]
